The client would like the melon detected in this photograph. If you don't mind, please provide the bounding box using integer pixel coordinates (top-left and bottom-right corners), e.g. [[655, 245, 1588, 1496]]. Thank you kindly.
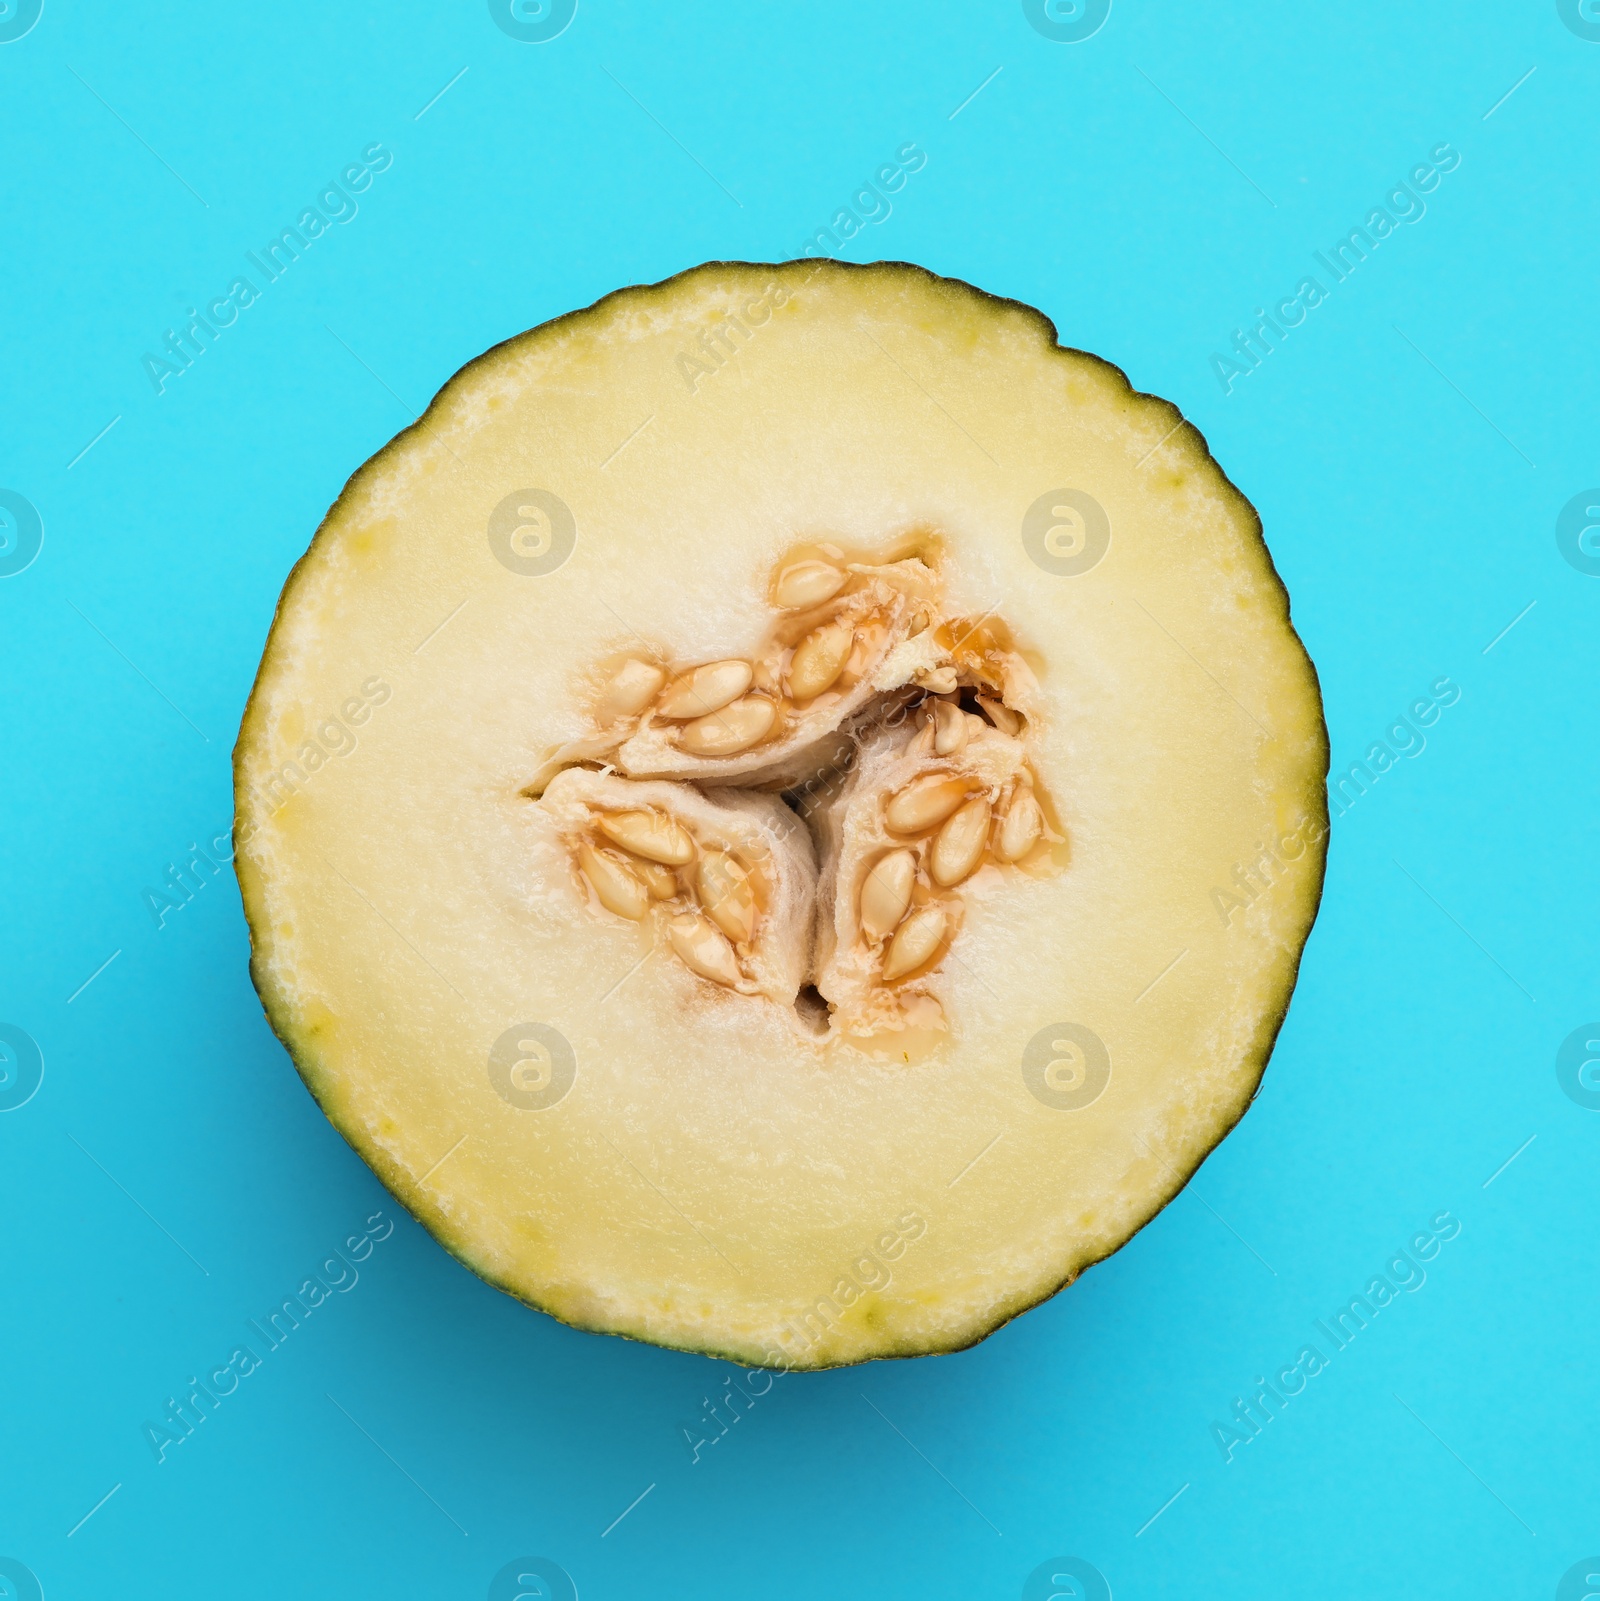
[[234, 260, 1327, 1368]]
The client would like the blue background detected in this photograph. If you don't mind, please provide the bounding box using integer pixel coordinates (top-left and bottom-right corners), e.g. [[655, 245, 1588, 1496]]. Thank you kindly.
[[2, 3, 1597, 1597]]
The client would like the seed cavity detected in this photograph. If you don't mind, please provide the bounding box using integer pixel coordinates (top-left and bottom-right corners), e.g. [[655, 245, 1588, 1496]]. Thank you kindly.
[[774, 559, 846, 610], [600, 658, 665, 721], [860, 849, 917, 943], [657, 660, 754, 720], [540, 542, 1064, 1036], [579, 842, 650, 920], [882, 904, 947, 982], [679, 695, 777, 756], [788, 620, 855, 701], [697, 850, 757, 944], [597, 809, 695, 866], [885, 774, 969, 834], [667, 910, 743, 988], [930, 797, 990, 887]]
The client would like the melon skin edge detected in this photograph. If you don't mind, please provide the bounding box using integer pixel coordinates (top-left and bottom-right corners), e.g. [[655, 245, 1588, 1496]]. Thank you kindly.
[[231, 258, 1330, 1370]]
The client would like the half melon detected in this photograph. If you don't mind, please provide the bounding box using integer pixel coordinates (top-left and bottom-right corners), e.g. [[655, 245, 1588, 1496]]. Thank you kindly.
[[233, 260, 1327, 1368]]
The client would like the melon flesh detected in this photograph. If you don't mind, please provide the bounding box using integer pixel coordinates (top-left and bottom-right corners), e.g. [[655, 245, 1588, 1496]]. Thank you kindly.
[[234, 261, 1327, 1369]]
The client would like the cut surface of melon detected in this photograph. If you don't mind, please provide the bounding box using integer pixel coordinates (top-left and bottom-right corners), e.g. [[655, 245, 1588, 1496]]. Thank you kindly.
[[234, 261, 1327, 1369]]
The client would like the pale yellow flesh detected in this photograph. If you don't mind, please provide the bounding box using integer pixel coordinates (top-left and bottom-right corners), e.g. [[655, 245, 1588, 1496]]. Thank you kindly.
[[234, 261, 1327, 1369]]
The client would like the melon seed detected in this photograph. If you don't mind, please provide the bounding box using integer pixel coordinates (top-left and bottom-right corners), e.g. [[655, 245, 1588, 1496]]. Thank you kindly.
[[976, 695, 1023, 736], [774, 559, 846, 610], [930, 797, 990, 887], [996, 785, 1043, 862], [885, 774, 969, 834], [578, 842, 650, 920], [859, 849, 917, 942], [696, 850, 757, 943], [679, 696, 777, 756], [656, 660, 754, 720], [882, 904, 947, 982], [597, 809, 695, 866], [667, 911, 743, 988], [632, 858, 681, 899], [788, 620, 854, 700], [931, 699, 968, 756], [599, 658, 665, 721]]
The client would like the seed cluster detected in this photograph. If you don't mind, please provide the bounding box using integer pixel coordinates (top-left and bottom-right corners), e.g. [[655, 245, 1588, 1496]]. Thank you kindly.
[[576, 807, 765, 990], [845, 704, 1044, 992], [531, 544, 1059, 1036], [601, 551, 900, 766], [524, 547, 954, 800]]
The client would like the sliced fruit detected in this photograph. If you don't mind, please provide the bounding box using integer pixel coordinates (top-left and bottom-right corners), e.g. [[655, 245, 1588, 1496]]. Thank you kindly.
[[234, 260, 1327, 1371]]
